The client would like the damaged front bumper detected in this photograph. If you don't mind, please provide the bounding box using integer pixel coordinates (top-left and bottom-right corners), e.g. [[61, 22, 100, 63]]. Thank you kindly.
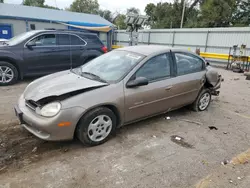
[[14, 94, 85, 141]]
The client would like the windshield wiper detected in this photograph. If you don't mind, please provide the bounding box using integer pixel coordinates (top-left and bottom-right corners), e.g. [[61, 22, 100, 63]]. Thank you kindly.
[[81, 72, 107, 83]]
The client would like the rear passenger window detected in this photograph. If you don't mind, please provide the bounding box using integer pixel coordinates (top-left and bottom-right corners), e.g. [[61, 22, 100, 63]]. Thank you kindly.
[[58, 34, 86, 45], [175, 53, 204, 76], [58, 34, 69, 45], [70, 35, 86, 45], [84, 35, 103, 45]]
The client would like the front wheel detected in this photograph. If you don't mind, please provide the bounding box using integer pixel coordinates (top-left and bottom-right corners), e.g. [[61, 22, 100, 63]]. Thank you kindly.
[[0, 61, 18, 86], [76, 107, 117, 146], [191, 89, 211, 111]]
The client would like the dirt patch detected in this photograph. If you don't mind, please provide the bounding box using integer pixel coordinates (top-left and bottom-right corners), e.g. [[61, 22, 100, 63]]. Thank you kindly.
[[0, 124, 80, 173]]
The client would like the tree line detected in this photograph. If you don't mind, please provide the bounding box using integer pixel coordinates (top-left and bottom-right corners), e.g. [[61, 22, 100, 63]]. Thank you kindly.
[[145, 0, 250, 28], [1, 0, 249, 29]]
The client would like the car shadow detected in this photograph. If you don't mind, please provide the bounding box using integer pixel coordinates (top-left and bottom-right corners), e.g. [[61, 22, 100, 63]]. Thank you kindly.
[[0, 106, 191, 173], [120, 107, 192, 132], [21, 76, 41, 83]]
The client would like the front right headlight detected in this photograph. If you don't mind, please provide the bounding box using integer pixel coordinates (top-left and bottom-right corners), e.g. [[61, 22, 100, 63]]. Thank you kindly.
[[40, 102, 61, 117]]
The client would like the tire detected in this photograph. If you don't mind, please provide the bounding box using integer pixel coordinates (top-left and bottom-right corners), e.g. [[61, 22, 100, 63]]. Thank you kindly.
[[0, 61, 18, 86], [191, 89, 211, 112], [76, 107, 117, 146]]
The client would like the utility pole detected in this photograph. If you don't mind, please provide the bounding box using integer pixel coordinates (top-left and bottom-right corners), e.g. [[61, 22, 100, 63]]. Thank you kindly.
[[180, 0, 186, 28]]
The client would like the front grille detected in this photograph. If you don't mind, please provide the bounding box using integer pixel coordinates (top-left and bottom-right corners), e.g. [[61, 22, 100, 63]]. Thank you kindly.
[[25, 100, 39, 111]]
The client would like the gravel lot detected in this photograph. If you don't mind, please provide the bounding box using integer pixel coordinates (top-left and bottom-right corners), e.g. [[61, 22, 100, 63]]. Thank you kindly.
[[0, 68, 250, 188]]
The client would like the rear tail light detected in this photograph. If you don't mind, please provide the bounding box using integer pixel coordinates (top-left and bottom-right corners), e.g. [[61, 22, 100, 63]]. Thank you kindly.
[[101, 46, 108, 53]]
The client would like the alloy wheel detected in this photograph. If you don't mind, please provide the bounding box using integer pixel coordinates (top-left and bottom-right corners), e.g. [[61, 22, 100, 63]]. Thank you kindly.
[[199, 93, 210, 110], [0, 66, 14, 84]]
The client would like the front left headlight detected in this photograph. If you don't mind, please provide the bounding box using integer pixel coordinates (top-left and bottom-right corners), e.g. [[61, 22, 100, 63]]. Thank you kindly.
[[40, 102, 61, 117]]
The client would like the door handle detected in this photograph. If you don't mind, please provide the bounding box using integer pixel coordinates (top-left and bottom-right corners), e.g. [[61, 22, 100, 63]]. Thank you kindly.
[[165, 86, 173, 91]]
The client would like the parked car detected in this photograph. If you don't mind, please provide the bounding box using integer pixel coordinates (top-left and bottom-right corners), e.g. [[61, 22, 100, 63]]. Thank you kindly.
[[0, 29, 107, 86], [15, 45, 222, 146]]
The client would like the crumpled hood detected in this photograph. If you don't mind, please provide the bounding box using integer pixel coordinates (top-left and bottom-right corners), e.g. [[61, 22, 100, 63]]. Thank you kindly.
[[24, 70, 108, 101]]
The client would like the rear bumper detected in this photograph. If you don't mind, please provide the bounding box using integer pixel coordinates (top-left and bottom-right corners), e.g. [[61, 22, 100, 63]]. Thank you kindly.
[[15, 95, 85, 141]]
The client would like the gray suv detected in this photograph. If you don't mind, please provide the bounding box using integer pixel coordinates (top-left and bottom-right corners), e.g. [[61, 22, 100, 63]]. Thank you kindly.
[[0, 29, 108, 86]]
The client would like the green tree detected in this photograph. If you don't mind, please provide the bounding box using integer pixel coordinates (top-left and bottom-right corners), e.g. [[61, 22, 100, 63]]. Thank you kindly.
[[0, 0, 4, 3], [232, 0, 250, 26], [23, 0, 45, 7], [199, 0, 236, 27], [69, 0, 99, 14], [184, 8, 200, 28], [145, 3, 158, 26], [98, 9, 112, 22], [23, 0, 59, 9], [144, 0, 242, 28], [145, 3, 156, 19], [114, 14, 126, 29], [145, 1, 182, 28], [43, 5, 60, 10], [145, 0, 201, 28]]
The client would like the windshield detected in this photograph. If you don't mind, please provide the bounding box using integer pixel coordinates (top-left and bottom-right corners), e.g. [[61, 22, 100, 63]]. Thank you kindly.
[[80, 50, 144, 82], [7, 31, 39, 46]]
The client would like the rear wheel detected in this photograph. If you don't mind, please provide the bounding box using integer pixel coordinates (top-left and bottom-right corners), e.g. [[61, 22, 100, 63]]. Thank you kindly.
[[0, 61, 18, 86], [76, 107, 117, 146], [191, 89, 211, 111]]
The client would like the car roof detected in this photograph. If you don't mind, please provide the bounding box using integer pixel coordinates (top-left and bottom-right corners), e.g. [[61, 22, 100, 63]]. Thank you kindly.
[[34, 29, 97, 36], [116, 45, 174, 56], [116, 45, 194, 56]]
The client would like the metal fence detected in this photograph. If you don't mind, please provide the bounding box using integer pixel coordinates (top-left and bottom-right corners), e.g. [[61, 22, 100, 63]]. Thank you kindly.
[[113, 27, 250, 58]]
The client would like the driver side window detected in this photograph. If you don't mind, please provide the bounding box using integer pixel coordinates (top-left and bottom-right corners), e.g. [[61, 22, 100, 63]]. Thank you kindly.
[[135, 54, 171, 82], [30, 34, 56, 46]]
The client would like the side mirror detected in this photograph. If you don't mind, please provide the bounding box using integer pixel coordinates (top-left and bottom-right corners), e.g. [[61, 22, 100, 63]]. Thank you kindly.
[[127, 77, 149, 88], [26, 41, 36, 49]]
